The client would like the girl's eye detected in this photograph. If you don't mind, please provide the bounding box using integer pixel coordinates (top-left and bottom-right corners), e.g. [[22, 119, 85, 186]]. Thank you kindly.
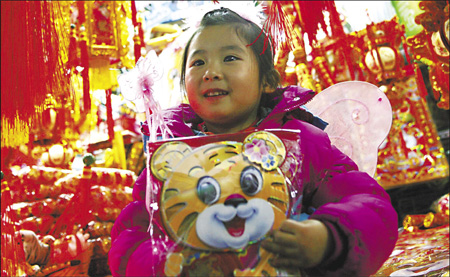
[[191, 60, 204, 67], [224, 55, 239, 62], [240, 166, 263, 196], [197, 176, 221, 205]]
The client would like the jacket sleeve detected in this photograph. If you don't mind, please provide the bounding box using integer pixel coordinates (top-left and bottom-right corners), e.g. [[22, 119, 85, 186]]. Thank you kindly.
[[298, 123, 398, 276], [109, 169, 176, 276]]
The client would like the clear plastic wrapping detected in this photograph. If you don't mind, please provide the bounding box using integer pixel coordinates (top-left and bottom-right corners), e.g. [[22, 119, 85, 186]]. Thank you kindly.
[[145, 129, 303, 276]]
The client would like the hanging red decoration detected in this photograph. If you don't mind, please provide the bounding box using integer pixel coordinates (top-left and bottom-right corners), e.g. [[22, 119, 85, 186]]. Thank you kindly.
[[1, 1, 70, 148], [76, 1, 91, 114], [105, 89, 115, 143], [131, 1, 143, 63], [296, 1, 344, 45], [252, 1, 300, 55]]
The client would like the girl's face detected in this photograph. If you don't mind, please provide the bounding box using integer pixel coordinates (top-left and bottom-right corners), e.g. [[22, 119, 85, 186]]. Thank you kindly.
[[185, 25, 263, 134]]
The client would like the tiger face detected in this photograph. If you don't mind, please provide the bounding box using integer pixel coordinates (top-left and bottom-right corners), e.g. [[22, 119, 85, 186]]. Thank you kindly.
[[151, 131, 290, 251]]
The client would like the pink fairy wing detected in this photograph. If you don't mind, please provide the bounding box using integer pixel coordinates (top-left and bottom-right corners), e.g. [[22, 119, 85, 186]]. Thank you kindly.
[[305, 81, 392, 177]]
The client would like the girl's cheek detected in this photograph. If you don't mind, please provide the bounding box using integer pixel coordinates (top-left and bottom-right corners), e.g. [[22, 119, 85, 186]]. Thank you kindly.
[[185, 89, 199, 108], [185, 74, 194, 89], [189, 100, 203, 115], [185, 79, 199, 97]]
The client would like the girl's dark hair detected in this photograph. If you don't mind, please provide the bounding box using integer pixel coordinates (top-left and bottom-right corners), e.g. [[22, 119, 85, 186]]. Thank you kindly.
[[180, 7, 280, 92]]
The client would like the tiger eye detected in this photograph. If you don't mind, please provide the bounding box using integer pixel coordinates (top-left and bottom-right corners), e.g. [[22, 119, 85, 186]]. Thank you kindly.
[[197, 176, 221, 204], [240, 166, 263, 196]]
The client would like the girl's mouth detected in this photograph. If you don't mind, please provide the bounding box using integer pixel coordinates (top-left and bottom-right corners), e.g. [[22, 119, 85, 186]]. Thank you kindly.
[[204, 89, 229, 97]]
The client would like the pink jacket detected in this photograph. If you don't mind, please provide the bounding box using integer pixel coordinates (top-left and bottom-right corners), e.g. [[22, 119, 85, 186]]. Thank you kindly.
[[109, 86, 398, 276]]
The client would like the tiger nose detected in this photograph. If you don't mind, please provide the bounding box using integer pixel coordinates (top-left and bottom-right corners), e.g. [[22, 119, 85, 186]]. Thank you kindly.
[[224, 195, 247, 208]]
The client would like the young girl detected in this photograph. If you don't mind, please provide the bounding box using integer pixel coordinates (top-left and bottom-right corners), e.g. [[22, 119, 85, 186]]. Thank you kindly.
[[109, 7, 398, 276]]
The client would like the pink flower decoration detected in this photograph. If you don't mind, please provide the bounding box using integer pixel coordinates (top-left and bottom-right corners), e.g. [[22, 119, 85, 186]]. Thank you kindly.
[[244, 139, 270, 163]]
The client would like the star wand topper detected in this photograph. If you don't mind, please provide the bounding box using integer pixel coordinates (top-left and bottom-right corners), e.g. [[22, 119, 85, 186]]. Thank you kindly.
[[118, 50, 175, 230], [118, 50, 174, 143]]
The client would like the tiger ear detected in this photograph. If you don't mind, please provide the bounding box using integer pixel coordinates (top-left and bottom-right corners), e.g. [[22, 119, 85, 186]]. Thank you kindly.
[[150, 142, 192, 181], [243, 131, 286, 171]]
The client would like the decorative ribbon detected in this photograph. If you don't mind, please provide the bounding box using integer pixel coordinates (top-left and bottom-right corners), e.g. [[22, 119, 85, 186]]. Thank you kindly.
[[118, 50, 175, 228]]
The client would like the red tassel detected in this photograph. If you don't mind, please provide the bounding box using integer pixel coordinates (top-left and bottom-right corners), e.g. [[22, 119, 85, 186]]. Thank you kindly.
[[1, 2, 48, 145], [80, 39, 91, 113], [106, 89, 115, 143], [1, 1, 71, 147], [250, 2, 300, 54], [131, 1, 141, 63], [130, 1, 145, 64], [77, 1, 91, 114]]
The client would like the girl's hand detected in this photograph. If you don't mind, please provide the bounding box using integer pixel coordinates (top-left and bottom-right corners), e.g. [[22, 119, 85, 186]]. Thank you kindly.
[[261, 219, 332, 270]]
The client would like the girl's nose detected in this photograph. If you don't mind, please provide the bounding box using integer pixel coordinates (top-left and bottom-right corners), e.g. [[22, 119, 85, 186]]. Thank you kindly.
[[203, 65, 223, 81]]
